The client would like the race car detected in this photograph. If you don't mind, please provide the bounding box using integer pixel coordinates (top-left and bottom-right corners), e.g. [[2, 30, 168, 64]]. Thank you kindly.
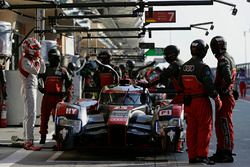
[[53, 79, 174, 152], [53, 60, 184, 152]]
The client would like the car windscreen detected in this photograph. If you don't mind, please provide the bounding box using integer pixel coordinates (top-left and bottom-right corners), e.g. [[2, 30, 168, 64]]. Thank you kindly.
[[99, 93, 142, 105]]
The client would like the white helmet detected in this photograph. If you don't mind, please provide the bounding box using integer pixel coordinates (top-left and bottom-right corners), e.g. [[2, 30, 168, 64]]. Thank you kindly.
[[22, 37, 41, 58]]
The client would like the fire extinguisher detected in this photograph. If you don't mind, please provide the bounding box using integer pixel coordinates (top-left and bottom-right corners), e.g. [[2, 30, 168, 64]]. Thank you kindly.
[[0, 101, 7, 128]]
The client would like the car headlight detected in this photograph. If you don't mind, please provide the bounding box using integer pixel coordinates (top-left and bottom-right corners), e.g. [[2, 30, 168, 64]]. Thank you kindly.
[[168, 118, 180, 127], [57, 116, 82, 133], [159, 118, 181, 128], [159, 120, 169, 129]]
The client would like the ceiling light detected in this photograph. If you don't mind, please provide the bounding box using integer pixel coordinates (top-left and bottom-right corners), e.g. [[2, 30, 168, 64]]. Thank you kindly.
[[232, 7, 238, 16], [210, 25, 214, 30], [51, 27, 57, 34]]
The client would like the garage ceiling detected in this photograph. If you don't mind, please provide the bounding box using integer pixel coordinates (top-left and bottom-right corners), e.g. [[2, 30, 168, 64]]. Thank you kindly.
[[4, 0, 145, 62], [75, 0, 145, 62]]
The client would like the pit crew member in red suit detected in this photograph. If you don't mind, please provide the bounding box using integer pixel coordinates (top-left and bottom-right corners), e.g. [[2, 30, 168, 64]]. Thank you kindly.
[[179, 39, 222, 165], [209, 36, 237, 163], [38, 48, 72, 144]]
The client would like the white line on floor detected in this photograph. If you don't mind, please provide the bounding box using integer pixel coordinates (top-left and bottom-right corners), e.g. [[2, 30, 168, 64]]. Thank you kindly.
[[46, 151, 64, 162], [0, 149, 33, 167]]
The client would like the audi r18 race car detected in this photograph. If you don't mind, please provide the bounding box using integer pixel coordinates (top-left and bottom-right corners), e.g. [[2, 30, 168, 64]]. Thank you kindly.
[[53, 79, 156, 149], [53, 79, 184, 152]]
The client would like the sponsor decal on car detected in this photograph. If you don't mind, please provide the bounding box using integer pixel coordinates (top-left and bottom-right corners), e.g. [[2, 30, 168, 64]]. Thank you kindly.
[[159, 109, 172, 116]]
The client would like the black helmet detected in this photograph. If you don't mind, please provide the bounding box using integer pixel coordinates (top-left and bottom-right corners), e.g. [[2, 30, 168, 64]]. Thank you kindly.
[[97, 51, 111, 64], [164, 45, 180, 63], [119, 64, 126, 71], [48, 48, 61, 67], [210, 36, 227, 55], [190, 39, 209, 59], [126, 60, 135, 70]]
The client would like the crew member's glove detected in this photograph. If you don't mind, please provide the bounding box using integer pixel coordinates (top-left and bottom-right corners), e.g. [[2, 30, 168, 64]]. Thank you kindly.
[[214, 95, 222, 111], [65, 85, 73, 102], [136, 80, 149, 88], [137, 82, 147, 88], [34, 60, 40, 71], [38, 85, 45, 94]]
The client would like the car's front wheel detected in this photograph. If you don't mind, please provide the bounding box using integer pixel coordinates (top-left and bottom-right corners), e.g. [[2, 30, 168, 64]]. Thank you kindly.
[[55, 126, 75, 151]]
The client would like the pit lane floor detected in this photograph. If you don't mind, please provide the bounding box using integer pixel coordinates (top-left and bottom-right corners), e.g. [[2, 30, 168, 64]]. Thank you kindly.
[[0, 96, 250, 167]]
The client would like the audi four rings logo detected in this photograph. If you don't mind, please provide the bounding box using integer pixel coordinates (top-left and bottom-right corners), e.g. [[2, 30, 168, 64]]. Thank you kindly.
[[183, 65, 195, 72]]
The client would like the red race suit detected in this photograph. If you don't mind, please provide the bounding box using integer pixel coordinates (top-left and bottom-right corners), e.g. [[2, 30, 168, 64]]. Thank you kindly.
[[180, 57, 219, 160], [39, 66, 72, 136], [214, 52, 236, 153]]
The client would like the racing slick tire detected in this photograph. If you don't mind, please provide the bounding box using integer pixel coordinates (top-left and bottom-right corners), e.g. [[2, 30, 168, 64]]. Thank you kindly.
[[166, 135, 177, 152], [159, 129, 180, 153], [55, 126, 75, 151], [159, 135, 176, 153], [160, 135, 167, 153]]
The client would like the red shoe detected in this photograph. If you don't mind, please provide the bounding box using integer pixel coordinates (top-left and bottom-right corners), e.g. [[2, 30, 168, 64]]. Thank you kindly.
[[24, 141, 41, 151]]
